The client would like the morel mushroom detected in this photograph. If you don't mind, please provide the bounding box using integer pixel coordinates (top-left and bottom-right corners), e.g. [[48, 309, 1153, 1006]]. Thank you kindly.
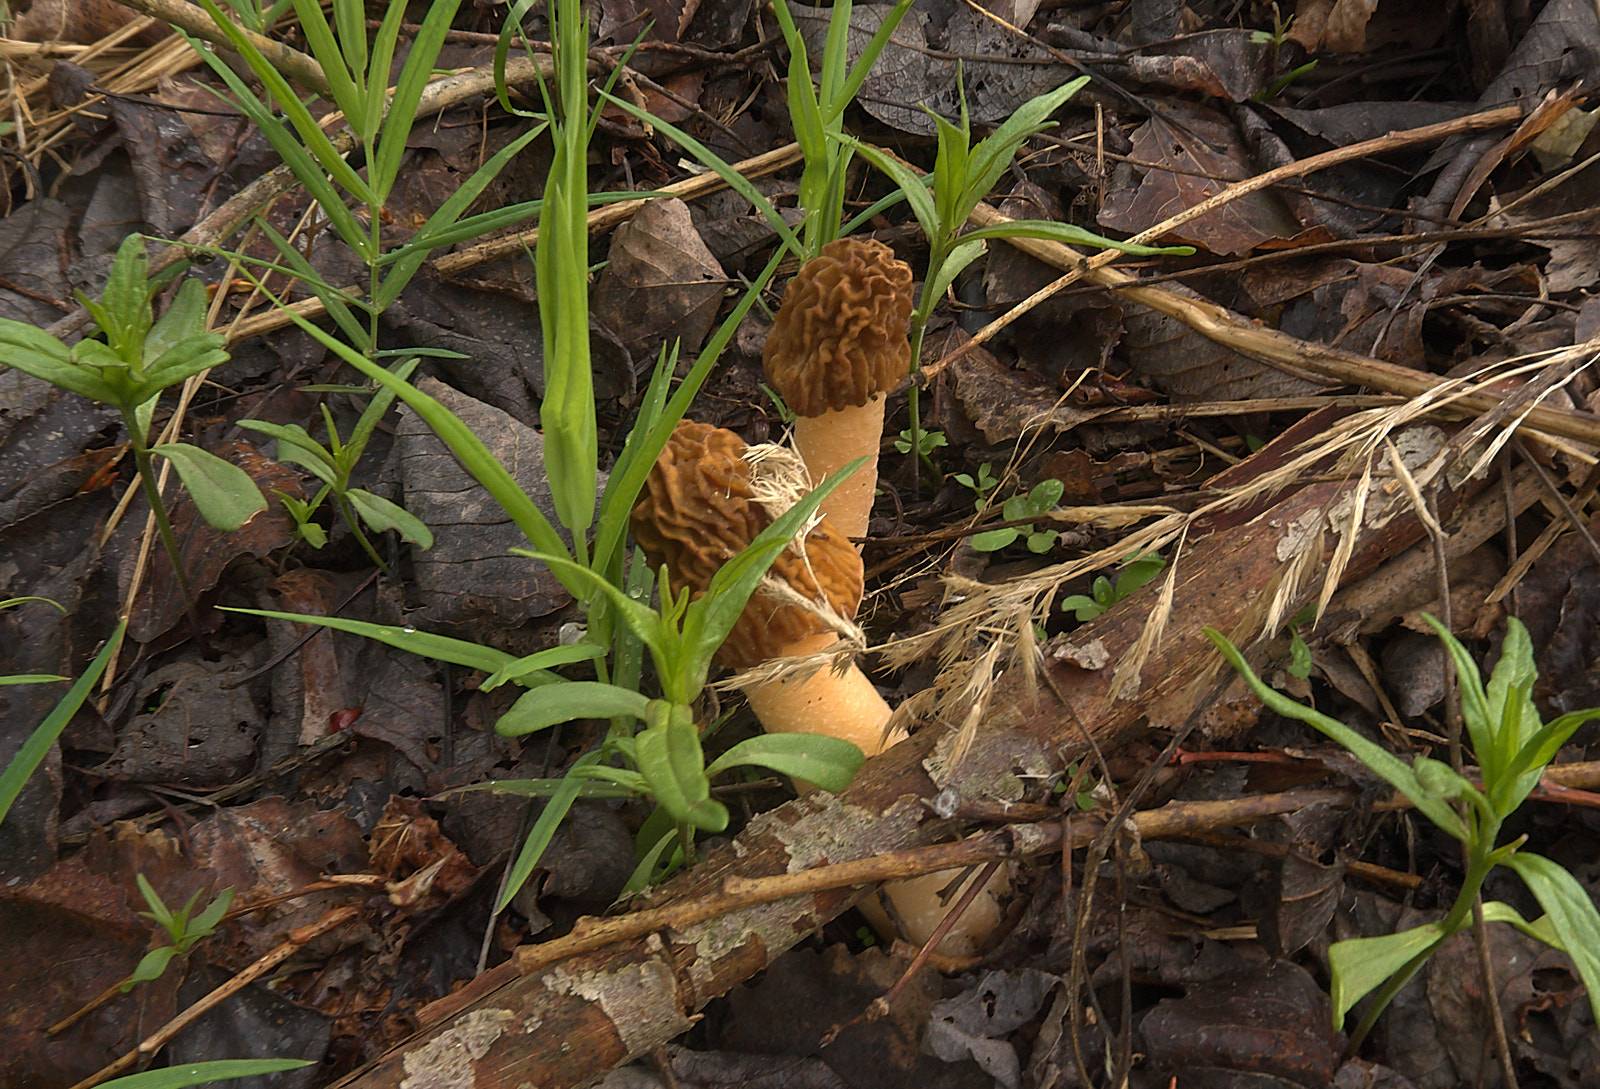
[[631, 420, 1005, 955], [763, 238, 914, 541]]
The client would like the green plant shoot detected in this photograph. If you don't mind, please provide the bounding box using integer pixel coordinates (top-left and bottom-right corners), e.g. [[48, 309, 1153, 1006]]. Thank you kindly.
[[1208, 616, 1600, 1048]]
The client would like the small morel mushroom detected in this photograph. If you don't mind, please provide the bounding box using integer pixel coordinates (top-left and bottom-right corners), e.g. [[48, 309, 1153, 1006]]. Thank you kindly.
[[630, 420, 896, 754], [631, 420, 1005, 955], [763, 237, 914, 541]]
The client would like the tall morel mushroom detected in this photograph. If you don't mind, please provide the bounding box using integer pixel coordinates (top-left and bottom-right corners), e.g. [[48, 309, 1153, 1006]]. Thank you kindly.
[[762, 237, 914, 541], [631, 420, 1005, 955]]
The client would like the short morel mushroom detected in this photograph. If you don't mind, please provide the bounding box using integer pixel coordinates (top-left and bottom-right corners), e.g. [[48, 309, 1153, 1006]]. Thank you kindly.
[[763, 237, 914, 541], [630, 420, 1005, 954]]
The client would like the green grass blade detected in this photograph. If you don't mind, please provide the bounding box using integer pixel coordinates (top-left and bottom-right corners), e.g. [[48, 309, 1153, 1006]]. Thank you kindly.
[[601, 92, 801, 256], [99, 1060, 313, 1089], [372, 0, 463, 202], [0, 620, 125, 827], [496, 748, 602, 911], [289, 0, 363, 129], [220, 607, 516, 673], [592, 246, 785, 576], [192, 0, 376, 206]]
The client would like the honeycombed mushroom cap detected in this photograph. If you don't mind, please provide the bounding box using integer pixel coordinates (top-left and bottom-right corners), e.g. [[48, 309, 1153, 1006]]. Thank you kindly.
[[762, 238, 914, 416], [630, 420, 864, 668]]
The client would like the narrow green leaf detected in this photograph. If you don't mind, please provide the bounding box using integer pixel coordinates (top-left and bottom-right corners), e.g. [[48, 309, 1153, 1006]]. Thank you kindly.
[[602, 92, 801, 256], [376, 123, 547, 308], [830, 0, 917, 123], [98, 1059, 313, 1089], [1205, 629, 1468, 839], [0, 621, 125, 827], [254, 219, 369, 348], [182, 35, 373, 255], [152, 443, 267, 531], [848, 139, 939, 241], [220, 607, 516, 673], [482, 643, 607, 692], [0, 674, 70, 686], [497, 681, 651, 737], [961, 221, 1194, 256], [289, 0, 364, 126], [496, 748, 602, 912], [924, 239, 986, 312], [372, 0, 463, 202], [1497, 705, 1600, 815], [593, 247, 785, 576], [192, 1, 376, 206], [964, 77, 1088, 207], [636, 713, 726, 831], [683, 457, 865, 685]]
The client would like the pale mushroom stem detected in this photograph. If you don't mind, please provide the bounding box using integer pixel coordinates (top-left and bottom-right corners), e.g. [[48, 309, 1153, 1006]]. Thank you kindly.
[[791, 397, 886, 541], [742, 631, 1008, 956]]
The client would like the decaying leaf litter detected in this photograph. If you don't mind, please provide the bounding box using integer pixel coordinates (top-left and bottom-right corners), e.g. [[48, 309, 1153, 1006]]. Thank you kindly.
[[2, 0, 1600, 1086]]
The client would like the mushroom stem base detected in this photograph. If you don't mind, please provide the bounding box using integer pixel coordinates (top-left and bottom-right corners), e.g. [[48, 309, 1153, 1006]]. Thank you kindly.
[[741, 633, 903, 756], [793, 398, 884, 542]]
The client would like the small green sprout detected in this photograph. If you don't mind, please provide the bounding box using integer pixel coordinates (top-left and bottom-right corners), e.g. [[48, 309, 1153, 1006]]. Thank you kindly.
[[121, 876, 234, 993], [1059, 551, 1165, 620], [972, 477, 1066, 554]]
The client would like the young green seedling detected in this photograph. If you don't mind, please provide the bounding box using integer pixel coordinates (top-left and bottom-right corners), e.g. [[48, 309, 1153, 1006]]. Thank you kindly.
[[0, 235, 265, 603], [239, 358, 432, 568], [1059, 550, 1165, 619], [121, 875, 234, 993], [1209, 616, 1600, 1048]]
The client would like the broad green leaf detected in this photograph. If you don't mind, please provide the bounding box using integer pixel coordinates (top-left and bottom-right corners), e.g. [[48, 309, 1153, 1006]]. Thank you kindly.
[[152, 443, 267, 531], [0, 621, 125, 827], [1497, 705, 1600, 815], [221, 608, 516, 674], [98, 1059, 313, 1089], [496, 748, 602, 912], [635, 712, 726, 832], [970, 527, 1020, 552], [482, 643, 607, 692], [496, 682, 651, 737], [1205, 629, 1468, 840], [961, 220, 1194, 257], [346, 488, 433, 548], [187, 887, 234, 938], [705, 732, 864, 793], [1505, 852, 1600, 1026], [1328, 923, 1446, 1025], [0, 319, 114, 401], [144, 278, 210, 365], [98, 234, 154, 361], [122, 945, 180, 991], [134, 334, 230, 402]]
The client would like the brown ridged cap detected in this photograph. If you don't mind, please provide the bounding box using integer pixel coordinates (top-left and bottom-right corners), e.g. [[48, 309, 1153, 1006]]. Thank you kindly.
[[630, 420, 863, 669], [762, 238, 914, 416]]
